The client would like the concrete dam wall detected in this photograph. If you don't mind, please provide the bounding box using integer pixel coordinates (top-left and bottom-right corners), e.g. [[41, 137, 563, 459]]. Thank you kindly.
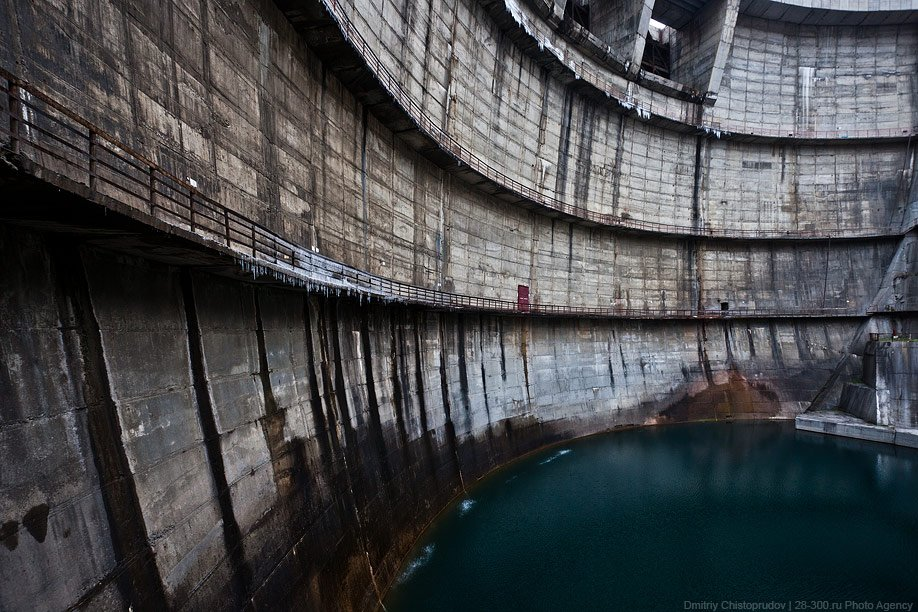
[[0, 0, 916, 608], [0, 224, 865, 609]]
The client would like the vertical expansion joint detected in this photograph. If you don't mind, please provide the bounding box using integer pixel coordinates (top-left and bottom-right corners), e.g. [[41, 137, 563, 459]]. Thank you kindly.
[[179, 269, 252, 606], [437, 315, 467, 492], [147, 166, 156, 216], [388, 311, 413, 468], [253, 291, 280, 418], [412, 314, 439, 484], [358, 311, 395, 497], [302, 296, 337, 466], [253, 289, 292, 496], [48, 242, 168, 611]]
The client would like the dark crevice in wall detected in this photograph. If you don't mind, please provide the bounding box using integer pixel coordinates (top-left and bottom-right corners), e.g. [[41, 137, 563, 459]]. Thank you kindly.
[[253, 291, 291, 494], [358, 310, 396, 503], [573, 102, 596, 205], [437, 315, 466, 491], [478, 315, 496, 464], [520, 319, 533, 406], [49, 242, 167, 611], [768, 321, 786, 371], [316, 299, 383, 606], [723, 322, 735, 367], [327, 301, 361, 472], [689, 135, 706, 311], [697, 322, 715, 384], [456, 315, 474, 434], [419, 0, 436, 113], [413, 314, 440, 485], [607, 335, 616, 389], [497, 317, 507, 381], [554, 86, 576, 199], [691, 239, 704, 311], [314, 299, 345, 462], [179, 270, 252, 607], [691, 135, 704, 230], [793, 322, 813, 361], [389, 310, 413, 470], [303, 297, 337, 469], [611, 115, 626, 217], [310, 297, 368, 601], [534, 67, 552, 167]]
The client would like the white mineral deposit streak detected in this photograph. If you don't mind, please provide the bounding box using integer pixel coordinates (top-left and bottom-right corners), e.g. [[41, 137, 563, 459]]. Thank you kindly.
[[799, 66, 815, 129]]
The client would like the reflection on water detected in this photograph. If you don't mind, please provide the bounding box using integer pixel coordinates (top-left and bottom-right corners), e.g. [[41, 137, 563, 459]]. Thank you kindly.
[[396, 543, 435, 585], [538, 448, 572, 465], [458, 499, 476, 516], [386, 422, 918, 611]]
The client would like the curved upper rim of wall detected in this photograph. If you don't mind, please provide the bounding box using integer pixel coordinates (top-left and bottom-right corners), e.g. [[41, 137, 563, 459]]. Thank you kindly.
[[535, 0, 918, 111], [298, 0, 917, 240], [501, 0, 918, 140]]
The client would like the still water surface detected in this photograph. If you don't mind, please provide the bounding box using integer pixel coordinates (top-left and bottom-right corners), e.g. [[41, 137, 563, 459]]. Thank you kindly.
[[385, 422, 918, 611]]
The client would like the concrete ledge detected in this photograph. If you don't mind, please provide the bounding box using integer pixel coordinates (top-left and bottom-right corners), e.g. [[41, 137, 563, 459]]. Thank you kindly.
[[796, 410, 898, 445], [895, 428, 918, 449]]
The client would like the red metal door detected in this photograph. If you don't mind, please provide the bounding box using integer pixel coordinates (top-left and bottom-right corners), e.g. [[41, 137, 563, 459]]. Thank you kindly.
[[517, 284, 530, 313]]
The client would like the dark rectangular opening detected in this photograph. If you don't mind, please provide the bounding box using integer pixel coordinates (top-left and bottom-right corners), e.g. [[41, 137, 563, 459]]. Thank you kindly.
[[640, 35, 671, 79], [721, 301, 729, 311], [564, 0, 591, 30]]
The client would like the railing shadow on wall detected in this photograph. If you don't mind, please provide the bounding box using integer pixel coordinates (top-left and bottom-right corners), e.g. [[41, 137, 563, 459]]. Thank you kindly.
[[319, 0, 917, 235], [0, 68, 876, 320]]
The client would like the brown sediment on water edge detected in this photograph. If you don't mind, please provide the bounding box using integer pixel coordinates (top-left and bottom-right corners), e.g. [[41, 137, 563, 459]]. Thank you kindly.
[[660, 371, 782, 422]]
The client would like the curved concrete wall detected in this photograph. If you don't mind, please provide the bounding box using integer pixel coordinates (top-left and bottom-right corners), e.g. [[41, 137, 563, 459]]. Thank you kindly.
[[0, 224, 869, 610], [0, 0, 915, 608], [335, 0, 916, 232], [0, 0, 909, 309], [707, 15, 918, 135]]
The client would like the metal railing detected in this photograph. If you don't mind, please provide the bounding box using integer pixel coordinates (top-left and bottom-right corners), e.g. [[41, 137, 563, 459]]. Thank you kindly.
[[0, 69, 870, 320], [868, 332, 917, 342], [316, 0, 913, 240]]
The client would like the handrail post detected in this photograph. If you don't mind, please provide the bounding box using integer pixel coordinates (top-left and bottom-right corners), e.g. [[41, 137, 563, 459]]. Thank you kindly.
[[189, 190, 195, 233], [148, 166, 156, 216], [88, 129, 97, 192], [8, 82, 20, 155], [224, 209, 230, 246]]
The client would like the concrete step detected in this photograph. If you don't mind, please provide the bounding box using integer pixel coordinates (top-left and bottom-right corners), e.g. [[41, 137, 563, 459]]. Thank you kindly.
[[796, 410, 893, 443], [796, 410, 918, 449]]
